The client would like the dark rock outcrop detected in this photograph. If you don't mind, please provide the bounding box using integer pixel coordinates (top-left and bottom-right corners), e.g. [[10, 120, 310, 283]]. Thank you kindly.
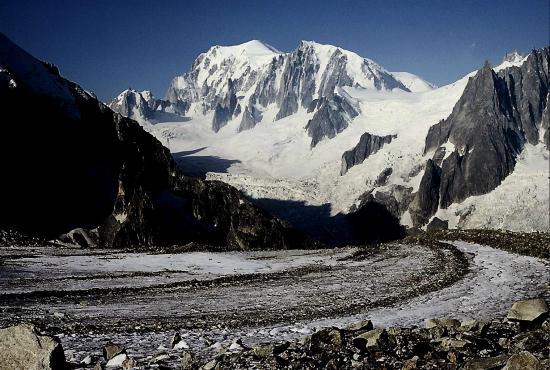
[[426, 217, 449, 232], [306, 95, 359, 147], [409, 160, 442, 227], [374, 167, 393, 186], [0, 33, 312, 251], [238, 103, 263, 132], [413, 49, 549, 226], [341, 132, 396, 174], [212, 79, 239, 132]]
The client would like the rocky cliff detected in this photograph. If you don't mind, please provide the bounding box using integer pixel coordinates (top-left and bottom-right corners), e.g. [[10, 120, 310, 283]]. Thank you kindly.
[[410, 48, 549, 227], [0, 33, 312, 250]]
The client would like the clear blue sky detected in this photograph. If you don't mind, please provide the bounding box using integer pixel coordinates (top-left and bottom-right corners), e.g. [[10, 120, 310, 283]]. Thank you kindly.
[[1, 0, 548, 101]]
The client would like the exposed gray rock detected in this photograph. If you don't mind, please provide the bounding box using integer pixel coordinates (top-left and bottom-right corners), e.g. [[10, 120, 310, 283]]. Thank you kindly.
[[341, 132, 395, 174], [425, 318, 461, 329], [408, 159, 442, 226], [503, 351, 540, 370], [103, 343, 125, 361], [212, 79, 239, 132], [347, 320, 374, 332], [463, 354, 509, 370], [306, 95, 359, 147], [0, 324, 65, 370], [352, 328, 387, 350], [414, 48, 549, 226], [108, 89, 188, 124], [507, 299, 549, 322], [426, 217, 449, 232], [431, 144, 447, 166], [374, 167, 393, 186], [307, 327, 344, 353], [238, 103, 263, 132], [359, 185, 413, 219]]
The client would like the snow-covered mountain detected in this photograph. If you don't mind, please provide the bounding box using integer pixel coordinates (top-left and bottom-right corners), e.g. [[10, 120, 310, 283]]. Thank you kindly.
[[110, 40, 550, 235], [390, 72, 437, 92]]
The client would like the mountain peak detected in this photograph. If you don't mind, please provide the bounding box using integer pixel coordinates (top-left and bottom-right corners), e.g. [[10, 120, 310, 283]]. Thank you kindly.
[[209, 40, 280, 57], [502, 50, 525, 64]]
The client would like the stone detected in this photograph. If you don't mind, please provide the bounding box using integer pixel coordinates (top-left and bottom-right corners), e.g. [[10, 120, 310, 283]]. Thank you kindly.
[[308, 327, 344, 353], [507, 299, 549, 322], [106, 353, 128, 368], [0, 324, 65, 370], [347, 320, 374, 332], [426, 217, 449, 232], [440, 337, 469, 350], [201, 359, 217, 370], [122, 357, 138, 369], [352, 328, 387, 350], [251, 344, 274, 358], [171, 332, 181, 349], [180, 351, 195, 369], [103, 343, 125, 361], [459, 320, 490, 336], [401, 356, 419, 370], [502, 351, 540, 370], [94, 362, 105, 370], [463, 354, 509, 370], [425, 318, 461, 329]]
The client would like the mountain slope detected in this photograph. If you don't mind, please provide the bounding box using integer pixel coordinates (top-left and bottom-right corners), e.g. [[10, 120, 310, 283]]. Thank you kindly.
[[391, 72, 436, 92], [411, 49, 549, 227], [0, 33, 313, 250], [112, 40, 414, 146], [110, 41, 548, 235]]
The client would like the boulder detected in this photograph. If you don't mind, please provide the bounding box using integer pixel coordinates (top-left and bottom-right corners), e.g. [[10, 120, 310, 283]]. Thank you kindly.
[[180, 351, 195, 370], [106, 353, 128, 368], [308, 327, 344, 353], [507, 299, 549, 322], [463, 354, 509, 370], [347, 319, 374, 332], [426, 217, 449, 232], [503, 351, 541, 370], [352, 328, 387, 350], [103, 343, 126, 361], [425, 318, 461, 329], [121, 356, 138, 369], [0, 324, 65, 370], [170, 332, 181, 349]]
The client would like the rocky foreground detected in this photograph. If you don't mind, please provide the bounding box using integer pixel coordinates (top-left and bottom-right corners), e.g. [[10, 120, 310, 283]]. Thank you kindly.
[[0, 299, 548, 370]]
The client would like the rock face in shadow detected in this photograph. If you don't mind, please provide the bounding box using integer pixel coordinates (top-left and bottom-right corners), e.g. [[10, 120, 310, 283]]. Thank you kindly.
[[411, 48, 549, 226], [409, 160, 442, 227], [305, 95, 359, 147], [341, 132, 396, 175], [0, 33, 312, 251]]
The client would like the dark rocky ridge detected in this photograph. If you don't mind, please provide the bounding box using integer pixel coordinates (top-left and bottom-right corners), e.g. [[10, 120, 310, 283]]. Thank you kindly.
[[410, 48, 549, 227], [0, 33, 312, 250], [305, 95, 359, 147], [212, 78, 239, 132], [340, 132, 396, 174]]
